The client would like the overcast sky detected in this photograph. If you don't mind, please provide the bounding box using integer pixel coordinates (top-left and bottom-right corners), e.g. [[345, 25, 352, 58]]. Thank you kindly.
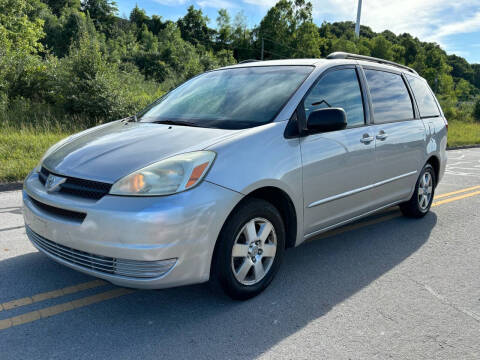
[[116, 0, 480, 64]]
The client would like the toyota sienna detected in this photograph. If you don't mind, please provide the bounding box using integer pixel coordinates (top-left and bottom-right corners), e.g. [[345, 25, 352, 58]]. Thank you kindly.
[[23, 52, 448, 299]]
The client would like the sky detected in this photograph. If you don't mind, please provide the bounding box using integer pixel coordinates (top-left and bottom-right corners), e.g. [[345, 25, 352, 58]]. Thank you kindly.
[[116, 0, 480, 64]]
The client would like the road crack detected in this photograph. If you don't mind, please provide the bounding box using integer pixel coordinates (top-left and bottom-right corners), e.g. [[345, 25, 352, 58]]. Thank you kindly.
[[406, 276, 480, 324]]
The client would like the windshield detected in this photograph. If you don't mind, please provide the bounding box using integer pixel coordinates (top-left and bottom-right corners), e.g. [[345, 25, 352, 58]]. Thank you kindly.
[[138, 66, 313, 129]]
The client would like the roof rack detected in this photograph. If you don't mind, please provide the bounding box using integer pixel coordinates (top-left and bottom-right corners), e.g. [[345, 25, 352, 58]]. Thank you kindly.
[[238, 59, 262, 64], [326, 52, 418, 75]]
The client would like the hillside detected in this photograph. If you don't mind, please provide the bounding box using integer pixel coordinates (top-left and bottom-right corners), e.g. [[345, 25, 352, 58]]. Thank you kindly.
[[1, 0, 480, 125], [1, 0, 480, 182]]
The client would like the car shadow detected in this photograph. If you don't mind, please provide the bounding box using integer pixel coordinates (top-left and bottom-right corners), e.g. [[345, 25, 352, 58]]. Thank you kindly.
[[0, 210, 437, 359]]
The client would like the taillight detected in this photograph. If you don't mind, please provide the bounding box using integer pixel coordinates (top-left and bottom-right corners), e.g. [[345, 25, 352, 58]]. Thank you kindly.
[[444, 117, 448, 131]]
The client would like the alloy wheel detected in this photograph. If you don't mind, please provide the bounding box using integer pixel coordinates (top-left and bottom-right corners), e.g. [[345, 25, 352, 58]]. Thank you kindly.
[[231, 217, 277, 286], [418, 171, 433, 210]]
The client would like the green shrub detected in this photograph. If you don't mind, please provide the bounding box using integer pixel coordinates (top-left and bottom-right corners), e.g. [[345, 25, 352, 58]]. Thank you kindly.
[[474, 99, 480, 122], [53, 34, 162, 120]]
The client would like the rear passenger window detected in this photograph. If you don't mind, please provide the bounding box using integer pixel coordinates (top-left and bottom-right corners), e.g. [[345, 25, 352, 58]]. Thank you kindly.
[[304, 68, 365, 127], [406, 75, 440, 118], [365, 70, 414, 123]]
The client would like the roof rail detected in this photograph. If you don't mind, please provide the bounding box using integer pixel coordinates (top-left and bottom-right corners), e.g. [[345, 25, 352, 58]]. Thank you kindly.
[[238, 59, 262, 64], [326, 52, 418, 75]]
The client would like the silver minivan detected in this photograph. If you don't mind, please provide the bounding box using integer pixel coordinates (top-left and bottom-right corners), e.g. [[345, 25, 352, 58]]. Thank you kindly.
[[23, 52, 448, 299]]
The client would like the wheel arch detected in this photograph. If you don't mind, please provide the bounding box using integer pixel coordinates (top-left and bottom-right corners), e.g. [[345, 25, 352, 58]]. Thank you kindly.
[[243, 186, 298, 249], [217, 185, 299, 251], [209, 185, 299, 282], [426, 155, 440, 186]]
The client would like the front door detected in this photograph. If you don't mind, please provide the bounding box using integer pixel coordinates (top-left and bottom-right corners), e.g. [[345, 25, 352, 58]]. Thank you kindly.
[[300, 67, 377, 238]]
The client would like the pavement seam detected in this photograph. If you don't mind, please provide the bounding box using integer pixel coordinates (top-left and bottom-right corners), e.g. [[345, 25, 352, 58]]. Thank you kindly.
[[405, 276, 480, 325]]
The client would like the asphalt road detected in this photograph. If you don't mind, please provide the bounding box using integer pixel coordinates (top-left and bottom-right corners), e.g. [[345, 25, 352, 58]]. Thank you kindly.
[[1, 148, 480, 359]]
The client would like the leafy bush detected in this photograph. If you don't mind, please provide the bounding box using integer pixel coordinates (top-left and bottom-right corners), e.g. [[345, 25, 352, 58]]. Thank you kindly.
[[52, 34, 162, 120], [474, 99, 480, 122]]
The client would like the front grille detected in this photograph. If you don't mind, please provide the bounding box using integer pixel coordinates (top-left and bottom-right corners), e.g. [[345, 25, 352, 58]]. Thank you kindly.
[[26, 227, 176, 279], [28, 195, 86, 222], [39, 167, 112, 200]]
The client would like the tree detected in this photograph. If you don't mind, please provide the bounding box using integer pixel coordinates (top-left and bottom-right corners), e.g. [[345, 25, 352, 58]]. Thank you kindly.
[[81, 0, 117, 32], [455, 79, 473, 101], [44, 0, 80, 16], [448, 54, 474, 83], [139, 24, 157, 52], [391, 44, 406, 64], [149, 15, 164, 35], [54, 33, 158, 119], [330, 37, 358, 54], [0, 0, 45, 98], [129, 5, 147, 30], [256, 0, 313, 59], [216, 9, 232, 48], [369, 35, 393, 60], [293, 22, 322, 58], [399, 34, 418, 65], [472, 64, 480, 89], [0, 0, 45, 54], [44, 9, 94, 57], [176, 6, 213, 48], [231, 11, 252, 61]]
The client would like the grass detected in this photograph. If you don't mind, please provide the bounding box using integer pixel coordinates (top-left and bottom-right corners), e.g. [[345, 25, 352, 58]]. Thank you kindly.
[[0, 101, 101, 183], [0, 127, 72, 183], [1, 120, 479, 184], [447, 121, 480, 148]]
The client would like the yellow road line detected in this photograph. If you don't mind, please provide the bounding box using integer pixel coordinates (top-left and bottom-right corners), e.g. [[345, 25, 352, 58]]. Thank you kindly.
[[0, 279, 106, 312], [434, 185, 480, 199], [432, 190, 480, 207], [0, 288, 135, 330]]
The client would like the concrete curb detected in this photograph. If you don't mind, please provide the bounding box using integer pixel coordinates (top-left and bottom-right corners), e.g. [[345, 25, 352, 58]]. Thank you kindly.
[[447, 144, 480, 150], [0, 182, 23, 192]]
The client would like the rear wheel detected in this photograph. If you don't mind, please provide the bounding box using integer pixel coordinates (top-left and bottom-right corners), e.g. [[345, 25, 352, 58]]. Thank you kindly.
[[400, 163, 436, 218], [211, 199, 285, 300]]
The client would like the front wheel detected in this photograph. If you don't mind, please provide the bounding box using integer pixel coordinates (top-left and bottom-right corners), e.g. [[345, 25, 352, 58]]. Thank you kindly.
[[400, 163, 436, 218], [211, 199, 285, 300]]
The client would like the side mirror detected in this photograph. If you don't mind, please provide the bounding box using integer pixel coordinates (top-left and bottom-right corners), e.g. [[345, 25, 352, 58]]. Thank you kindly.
[[306, 108, 347, 134]]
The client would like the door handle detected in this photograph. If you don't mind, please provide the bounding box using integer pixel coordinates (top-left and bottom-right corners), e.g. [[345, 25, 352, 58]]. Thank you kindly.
[[376, 130, 388, 141], [360, 134, 374, 144]]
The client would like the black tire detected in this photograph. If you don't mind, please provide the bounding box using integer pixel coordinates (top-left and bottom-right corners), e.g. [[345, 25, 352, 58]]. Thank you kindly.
[[211, 198, 285, 300], [400, 163, 436, 218]]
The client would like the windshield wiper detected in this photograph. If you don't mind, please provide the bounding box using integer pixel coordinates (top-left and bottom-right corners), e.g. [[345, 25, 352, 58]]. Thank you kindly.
[[152, 120, 202, 127]]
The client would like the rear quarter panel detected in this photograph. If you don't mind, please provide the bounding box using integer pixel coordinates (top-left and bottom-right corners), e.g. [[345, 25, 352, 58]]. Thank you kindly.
[[423, 116, 448, 183]]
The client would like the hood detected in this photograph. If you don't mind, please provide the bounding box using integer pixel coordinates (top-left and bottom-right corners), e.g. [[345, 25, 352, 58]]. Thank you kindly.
[[43, 121, 241, 183]]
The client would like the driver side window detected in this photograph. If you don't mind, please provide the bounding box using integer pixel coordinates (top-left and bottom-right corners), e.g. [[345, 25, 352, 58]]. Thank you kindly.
[[304, 68, 365, 127]]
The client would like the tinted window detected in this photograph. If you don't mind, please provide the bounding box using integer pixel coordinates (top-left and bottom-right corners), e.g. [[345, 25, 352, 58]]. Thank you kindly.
[[406, 75, 440, 118], [365, 70, 414, 123], [304, 68, 364, 127], [138, 66, 313, 129]]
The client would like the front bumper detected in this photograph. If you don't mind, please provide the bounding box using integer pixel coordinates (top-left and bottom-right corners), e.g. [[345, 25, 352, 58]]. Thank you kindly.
[[23, 172, 243, 289]]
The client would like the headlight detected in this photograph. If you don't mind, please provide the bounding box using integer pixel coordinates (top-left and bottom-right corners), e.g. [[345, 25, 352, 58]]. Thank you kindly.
[[109, 151, 216, 196]]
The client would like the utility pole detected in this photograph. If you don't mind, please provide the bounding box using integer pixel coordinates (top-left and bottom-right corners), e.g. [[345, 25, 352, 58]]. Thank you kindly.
[[355, 0, 362, 38], [261, 37, 264, 60]]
